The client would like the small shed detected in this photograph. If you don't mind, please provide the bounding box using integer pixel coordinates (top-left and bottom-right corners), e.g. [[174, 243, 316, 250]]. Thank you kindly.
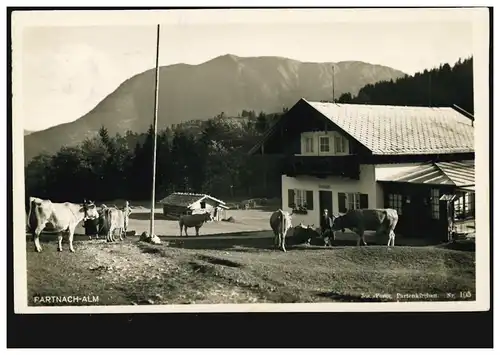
[[159, 192, 228, 221]]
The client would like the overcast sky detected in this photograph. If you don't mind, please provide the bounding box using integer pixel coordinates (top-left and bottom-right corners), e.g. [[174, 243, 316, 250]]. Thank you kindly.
[[18, 9, 476, 131]]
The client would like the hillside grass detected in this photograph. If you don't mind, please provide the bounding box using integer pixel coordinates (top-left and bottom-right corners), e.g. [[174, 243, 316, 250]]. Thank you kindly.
[[26, 236, 475, 305]]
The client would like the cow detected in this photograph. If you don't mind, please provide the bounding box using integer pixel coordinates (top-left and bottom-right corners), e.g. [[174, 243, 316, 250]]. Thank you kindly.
[[27, 197, 99, 253], [269, 209, 293, 252], [179, 212, 213, 237], [293, 223, 320, 245], [102, 207, 127, 242], [332, 209, 398, 248], [98, 202, 132, 241]]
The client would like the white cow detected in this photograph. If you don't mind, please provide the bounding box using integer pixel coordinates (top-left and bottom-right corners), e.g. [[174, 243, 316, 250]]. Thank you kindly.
[[269, 209, 293, 252], [27, 197, 99, 253]]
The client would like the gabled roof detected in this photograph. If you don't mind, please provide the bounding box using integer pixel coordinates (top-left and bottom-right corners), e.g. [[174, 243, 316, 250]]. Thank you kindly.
[[377, 160, 475, 189], [159, 192, 226, 208], [249, 98, 475, 156], [304, 99, 474, 155]]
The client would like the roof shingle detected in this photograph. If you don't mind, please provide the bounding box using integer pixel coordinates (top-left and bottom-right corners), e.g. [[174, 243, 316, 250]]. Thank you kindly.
[[304, 99, 474, 155]]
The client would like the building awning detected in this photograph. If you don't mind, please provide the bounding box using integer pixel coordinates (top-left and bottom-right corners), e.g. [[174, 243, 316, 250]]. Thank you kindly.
[[377, 160, 474, 189]]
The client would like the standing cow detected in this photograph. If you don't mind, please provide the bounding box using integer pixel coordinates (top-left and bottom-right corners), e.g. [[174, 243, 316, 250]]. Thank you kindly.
[[179, 212, 213, 237], [332, 209, 398, 247], [269, 209, 293, 252], [27, 197, 99, 253], [102, 206, 129, 242]]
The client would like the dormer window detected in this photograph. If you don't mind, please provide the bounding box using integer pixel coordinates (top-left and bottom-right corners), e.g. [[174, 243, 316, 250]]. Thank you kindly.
[[319, 136, 330, 153], [305, 137, 314, 153], [334, 133, 347, 154]]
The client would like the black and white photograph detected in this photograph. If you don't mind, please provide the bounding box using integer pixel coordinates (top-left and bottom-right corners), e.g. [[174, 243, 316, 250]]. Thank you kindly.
[[12, 7, 490, 313]]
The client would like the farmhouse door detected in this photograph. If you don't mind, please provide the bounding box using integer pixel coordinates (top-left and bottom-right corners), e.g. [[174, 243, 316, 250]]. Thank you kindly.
[[402, 193, 427, 237], [319, 190, 333, 220]]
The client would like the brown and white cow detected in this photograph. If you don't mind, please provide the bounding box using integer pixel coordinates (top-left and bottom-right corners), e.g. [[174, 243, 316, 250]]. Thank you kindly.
[[269, 209, 293, 252], [27, 197, 99, 253], [332, 208, 398, 247], [179, 212, 213, 237]]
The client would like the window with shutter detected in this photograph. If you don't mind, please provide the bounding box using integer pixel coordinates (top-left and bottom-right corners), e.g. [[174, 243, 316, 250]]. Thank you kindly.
[[360, 194, 369, 209], [306, 190, 314, 210], [288, 189, 295, 208], [388, 193, 403, 215], [338, 192, 346, 213]]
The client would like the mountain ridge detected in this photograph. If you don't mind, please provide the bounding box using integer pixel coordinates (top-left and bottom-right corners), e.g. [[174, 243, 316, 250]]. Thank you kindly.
[[24, 54, 406, 164]]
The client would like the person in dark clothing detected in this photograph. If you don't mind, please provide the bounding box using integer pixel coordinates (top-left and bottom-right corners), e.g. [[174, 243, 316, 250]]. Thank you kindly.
[[84, 213, 100, 240], [320, 209, 335, 246]]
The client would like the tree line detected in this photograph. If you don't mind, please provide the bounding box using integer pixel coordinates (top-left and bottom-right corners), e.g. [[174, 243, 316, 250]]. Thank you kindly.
[[337, 57, 473, 114], [25, 110, 284, 203], [25, 57, 473, 204]]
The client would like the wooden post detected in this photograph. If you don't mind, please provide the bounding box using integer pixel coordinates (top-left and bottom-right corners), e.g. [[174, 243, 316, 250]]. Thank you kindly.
[[149, 24, 161, 237]]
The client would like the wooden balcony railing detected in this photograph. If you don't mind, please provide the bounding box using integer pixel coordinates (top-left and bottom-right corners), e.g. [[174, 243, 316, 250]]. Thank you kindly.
[[283, 155, 361, 180]]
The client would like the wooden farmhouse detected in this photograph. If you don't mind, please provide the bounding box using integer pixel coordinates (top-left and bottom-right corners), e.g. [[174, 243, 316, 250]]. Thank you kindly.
[[159, 192, 228, 221], [248, 98, 475, 241]]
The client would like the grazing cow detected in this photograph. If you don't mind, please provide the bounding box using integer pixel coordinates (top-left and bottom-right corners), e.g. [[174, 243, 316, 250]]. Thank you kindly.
[[27, 197, 99, 253], [269, 209, 293, 252], [293, 223, 320, 245], [179, 212, 213, 237], [332, 209, 398, 247]]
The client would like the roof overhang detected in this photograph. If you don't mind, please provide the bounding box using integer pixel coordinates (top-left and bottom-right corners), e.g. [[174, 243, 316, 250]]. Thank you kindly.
[[247, 98, 371, 156], [187, 195, 227, 209], [377, 161, 475, 187], [456, 184, 475, 192]]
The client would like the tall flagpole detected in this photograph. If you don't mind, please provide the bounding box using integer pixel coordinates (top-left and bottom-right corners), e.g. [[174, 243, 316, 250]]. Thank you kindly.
[[150, 24, 161, 236]]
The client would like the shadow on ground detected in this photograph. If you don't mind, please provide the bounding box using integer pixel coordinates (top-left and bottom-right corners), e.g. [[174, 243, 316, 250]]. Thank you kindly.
[[163, 235, 379, 252], [160, 232, 447, 252], [436, 240, 475, 252], [129, 212, 170, 221]]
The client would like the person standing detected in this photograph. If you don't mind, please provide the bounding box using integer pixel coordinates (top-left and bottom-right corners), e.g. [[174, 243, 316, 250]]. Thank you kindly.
[[320, 209, 334, 246], [84, 211, 100, 240], [213, 206, 219, 221]]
